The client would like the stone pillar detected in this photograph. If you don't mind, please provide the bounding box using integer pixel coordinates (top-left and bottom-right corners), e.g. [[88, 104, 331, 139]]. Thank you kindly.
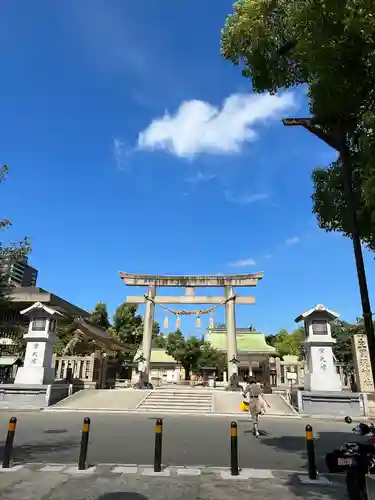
[[14, 302, 62, 385], [283, 365, 287, 384], [142, 286, 156, 384], [275, 357, 282, 387], [225, 286, 237, 378], [353, 334, 375, 392]]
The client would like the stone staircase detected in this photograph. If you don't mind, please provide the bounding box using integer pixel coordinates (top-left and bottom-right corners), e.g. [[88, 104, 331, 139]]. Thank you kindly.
[[137, 388, 213, 414]]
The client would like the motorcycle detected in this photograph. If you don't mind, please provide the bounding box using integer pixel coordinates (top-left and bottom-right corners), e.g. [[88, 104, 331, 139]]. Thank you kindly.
[[324, 416, 375, 500], [346, 453, 375, 500], [325, 416, 375, 474]]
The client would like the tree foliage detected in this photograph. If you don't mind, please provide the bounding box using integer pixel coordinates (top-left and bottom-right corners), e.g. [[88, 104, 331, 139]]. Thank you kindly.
[[111, 302, 161, 356], [112, 303, 143, 348], [54, 322, 79, 355], [221, 0, 375, 249], [164, 330, 225, 380], [331, 317, 367, 369], [90, 302, 111, 329], [0, 165, 30, 306], [266, 327, 304, 358]]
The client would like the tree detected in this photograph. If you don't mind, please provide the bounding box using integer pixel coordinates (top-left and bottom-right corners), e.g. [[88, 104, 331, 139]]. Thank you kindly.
[[152, 320, 164, 346], [112, 303, 143, 349], [270, 327, 304, 358], [330, 317, 369, 370], [164, 330, 203, 380], [154, 332, 167, 349], [164, 330, 225, 380], [221, 1, 375, 249], [312, 160, 375, 251], [164, 330, 192, 379], [196, 342, 226, 377], [266, 334, 277, 347], [0, 165, 30, 306], [54, 322, 79, 355], [90, 302, 111, 330]]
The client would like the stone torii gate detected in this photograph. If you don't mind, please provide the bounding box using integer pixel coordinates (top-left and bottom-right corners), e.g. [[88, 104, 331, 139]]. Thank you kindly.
[[120, 272, 263, 389]]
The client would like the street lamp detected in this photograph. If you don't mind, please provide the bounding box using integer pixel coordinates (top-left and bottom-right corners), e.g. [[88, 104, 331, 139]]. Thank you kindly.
[[283, 117, 375, 382], [225, 354, 242, 391], [229, 354, 240, 371]]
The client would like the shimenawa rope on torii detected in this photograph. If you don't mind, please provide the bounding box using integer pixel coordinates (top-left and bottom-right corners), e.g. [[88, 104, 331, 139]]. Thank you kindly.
[[144, 293, 236, 329]]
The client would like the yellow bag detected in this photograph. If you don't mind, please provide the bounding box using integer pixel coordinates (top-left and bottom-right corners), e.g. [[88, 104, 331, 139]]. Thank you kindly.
[[240, 400, 249, 412]]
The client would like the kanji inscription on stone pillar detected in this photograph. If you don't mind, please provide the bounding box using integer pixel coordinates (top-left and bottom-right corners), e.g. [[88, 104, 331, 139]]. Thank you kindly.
[[353, 334, 375, 392]]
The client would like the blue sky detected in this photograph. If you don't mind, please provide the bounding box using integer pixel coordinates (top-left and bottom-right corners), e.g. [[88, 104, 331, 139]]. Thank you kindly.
[[1, 0, 374, 336]]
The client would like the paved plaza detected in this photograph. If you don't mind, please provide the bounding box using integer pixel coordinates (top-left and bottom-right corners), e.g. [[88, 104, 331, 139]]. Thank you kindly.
[[0, 463, 346, 500]]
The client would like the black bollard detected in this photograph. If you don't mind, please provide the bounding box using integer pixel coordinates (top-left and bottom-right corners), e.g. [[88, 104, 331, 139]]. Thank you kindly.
[[154, 419, 163, 473], [78, 417, 91, 470], [2, 417, 17, 469], [305, 424, 317, 480], [230, 421, 239, 476]]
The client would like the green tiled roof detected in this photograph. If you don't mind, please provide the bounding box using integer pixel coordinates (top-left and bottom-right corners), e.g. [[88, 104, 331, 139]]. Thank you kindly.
[[133, 348, 177, 364], [205, 328, 276, 353]]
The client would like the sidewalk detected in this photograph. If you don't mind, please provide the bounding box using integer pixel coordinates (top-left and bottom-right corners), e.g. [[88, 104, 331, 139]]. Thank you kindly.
[[0, 464, 346, 500]]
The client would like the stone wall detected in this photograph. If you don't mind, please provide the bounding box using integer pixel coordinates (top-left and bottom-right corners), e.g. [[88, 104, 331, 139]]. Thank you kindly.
[[293, 390, 366, 417]]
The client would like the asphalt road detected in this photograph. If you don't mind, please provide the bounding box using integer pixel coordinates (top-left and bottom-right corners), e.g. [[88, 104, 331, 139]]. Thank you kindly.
[[0, 412, 361, 472]]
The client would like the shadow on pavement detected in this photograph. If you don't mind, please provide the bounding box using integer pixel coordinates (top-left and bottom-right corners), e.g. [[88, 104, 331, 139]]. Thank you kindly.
[[0, 439, 79, 463], [243, 430, 270, 436], [98, 494, 149, 500], [260, 430, 358, 472]]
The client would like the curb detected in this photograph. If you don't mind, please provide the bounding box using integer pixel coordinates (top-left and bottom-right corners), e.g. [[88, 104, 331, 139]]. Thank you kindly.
[[299, 414, 366, 422], [41, 408, 301, 418], [0, 408, 43, 413], [2, 462, 344, 482]]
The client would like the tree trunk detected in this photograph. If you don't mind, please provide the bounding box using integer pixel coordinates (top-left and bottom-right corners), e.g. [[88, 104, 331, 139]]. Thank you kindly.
[[183, 364, 191, 380]]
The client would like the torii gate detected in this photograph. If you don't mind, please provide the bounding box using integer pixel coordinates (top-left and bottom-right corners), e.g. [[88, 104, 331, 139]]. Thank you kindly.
[[120, 272, 263, 390]]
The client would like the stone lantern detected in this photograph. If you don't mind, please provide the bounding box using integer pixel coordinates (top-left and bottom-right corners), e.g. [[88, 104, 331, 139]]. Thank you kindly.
[[14, 302, 63, 385], [295, 304, 342, 392]]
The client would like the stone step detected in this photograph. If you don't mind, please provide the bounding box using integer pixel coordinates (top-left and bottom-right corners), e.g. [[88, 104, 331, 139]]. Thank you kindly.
[[143, 400, 212, 406], [144, 397, 211, 402], [137, 389, 213, 413], [142, 397, 212, 403], [152, 389, 212, 396], [145, 395, 212, 401], [138, 406, 211, 413], [141, 402, 212, 408]]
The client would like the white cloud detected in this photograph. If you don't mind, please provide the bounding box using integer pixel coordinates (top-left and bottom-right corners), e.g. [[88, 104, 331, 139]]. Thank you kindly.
[[137, 92, 296, 158], [286, 236, 301, 246], [186, 171, 216, 183], [229, 258, 256, 268], [224, 191, 269, 205]]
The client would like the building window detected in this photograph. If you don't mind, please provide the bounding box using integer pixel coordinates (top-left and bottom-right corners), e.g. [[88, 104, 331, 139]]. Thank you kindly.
[[311, 320, 328, 335], [32, 316, 46, 331], [49, 319, 56, 332]]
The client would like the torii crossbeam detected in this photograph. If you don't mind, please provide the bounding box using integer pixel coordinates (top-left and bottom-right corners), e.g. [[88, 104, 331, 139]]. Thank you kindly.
[[120, 272, 263, 390]]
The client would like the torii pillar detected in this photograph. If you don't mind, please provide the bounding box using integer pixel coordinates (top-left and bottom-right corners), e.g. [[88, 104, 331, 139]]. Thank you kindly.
[[140, 285, 156, 387], [120, 272, 264, 391]]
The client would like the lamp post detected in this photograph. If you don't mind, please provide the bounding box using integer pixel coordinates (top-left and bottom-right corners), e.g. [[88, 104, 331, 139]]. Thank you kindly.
[[136, 353, 149, 389], [226, 355, 241, 391], [229, 355, 239, 371], [283, 117, 375, 383]]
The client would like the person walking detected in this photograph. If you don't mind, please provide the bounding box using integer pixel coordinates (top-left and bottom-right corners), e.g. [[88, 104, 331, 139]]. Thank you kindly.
[[243, 377, 270, 437]]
